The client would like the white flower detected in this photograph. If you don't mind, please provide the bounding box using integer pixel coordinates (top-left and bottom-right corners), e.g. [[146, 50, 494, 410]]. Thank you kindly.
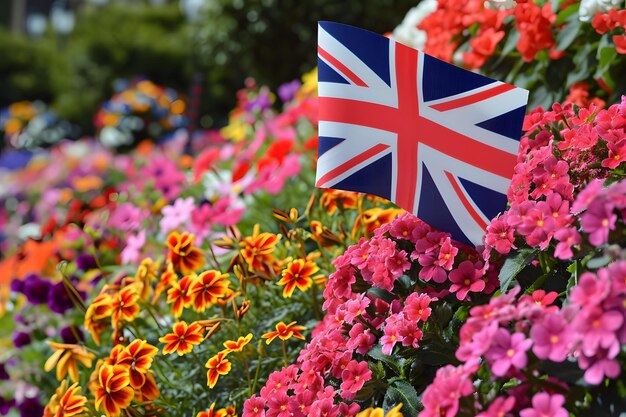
[[579, 0, 624, 22], [484, 0, 517, 10], [391, 0, 438, 50]]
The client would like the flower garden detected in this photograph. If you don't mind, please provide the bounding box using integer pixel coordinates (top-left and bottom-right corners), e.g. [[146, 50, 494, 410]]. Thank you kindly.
[[1, 1, 626, 416]]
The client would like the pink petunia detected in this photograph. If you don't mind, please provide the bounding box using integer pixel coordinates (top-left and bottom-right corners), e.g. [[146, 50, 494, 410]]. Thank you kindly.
[[265, 392, 292, 417], [571, 178, 604, 213], [519, 393, 568, 417], [571, 306, 623, 357], [449, 261, 485, 300], [569, 271, 610, 307], [553, 227, 581, 259], [120, 230, 146, 265], [602, 139, 626, 169], [159, 196, 195, 234]]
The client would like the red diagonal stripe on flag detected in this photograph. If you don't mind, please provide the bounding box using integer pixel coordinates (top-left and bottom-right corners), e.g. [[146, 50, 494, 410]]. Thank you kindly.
[[429, 83, 515, 112], [318, 47, 368, 87], [444, 171, 489, 230]]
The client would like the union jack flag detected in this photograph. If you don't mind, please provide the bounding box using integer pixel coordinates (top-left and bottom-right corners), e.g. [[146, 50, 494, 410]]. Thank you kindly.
[[316, 22, 529, 246]]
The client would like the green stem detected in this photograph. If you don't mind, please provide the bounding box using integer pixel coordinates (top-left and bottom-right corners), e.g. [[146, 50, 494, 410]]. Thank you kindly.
[[240, 352, 252, 397], [311, 282, 322, 321], [282, 340, 288, 368]]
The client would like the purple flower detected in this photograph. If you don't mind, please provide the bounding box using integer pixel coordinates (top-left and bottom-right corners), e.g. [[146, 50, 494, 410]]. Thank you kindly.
[[578, 347, 621, 384], [10, 279, 24, 294], [277, 80, 301, 103], [108, 202, 145, 232], [60, 326, 84, 344], [17, 397, 43, 417], [75, 253, 97, 271], [530, 312, 572, 362], [21, 274, 51, 305], [486, 329, 532, 377], [12, 331, 31, 349], [0, 363, 9, 380], [520, 393, 568, 417], [245, 88, 273, 112], [47, 281, 75, 314], [0, 396, 15, 415]]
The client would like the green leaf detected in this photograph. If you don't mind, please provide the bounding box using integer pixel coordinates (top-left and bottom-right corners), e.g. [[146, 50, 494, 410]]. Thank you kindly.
[[499, 248, 538, 292], [586, 255, 612, 269], [555, 3, 580, 25], [555, 15, 581, 51], [367, 345, 405, 375], [383, 380, 423, 416]]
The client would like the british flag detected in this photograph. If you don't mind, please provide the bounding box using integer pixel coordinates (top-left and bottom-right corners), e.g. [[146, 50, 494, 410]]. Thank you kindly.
[[316, 22, 529, 246]]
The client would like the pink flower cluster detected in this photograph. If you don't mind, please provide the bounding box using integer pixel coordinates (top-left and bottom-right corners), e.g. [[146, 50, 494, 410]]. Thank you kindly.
[[419, 256, 626, 416], [485, 97, 626, 259], [247, 211, 506, 416]]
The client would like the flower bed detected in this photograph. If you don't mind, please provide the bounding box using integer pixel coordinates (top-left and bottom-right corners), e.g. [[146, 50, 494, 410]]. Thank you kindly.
[[2, 1, 626, 416]]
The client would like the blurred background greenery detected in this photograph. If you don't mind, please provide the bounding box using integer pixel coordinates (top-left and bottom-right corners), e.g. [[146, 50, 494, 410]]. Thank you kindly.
[[0, 0, 416, 133]]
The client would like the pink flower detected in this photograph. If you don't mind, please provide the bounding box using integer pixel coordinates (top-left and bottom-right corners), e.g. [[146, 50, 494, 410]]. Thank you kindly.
[[553, 227, 581, 259], [308, 398, 339, 417], [485, 329, 533, 377], [266, 392, 292, 417], [569, 271, 610, 307], [339, 360, 371, 400], [476, 396, 515, 417], [243, 395, 267, 417], [120, 230, 146, 265], [456, 321, 498, 362], [530, 312, 572, 362], [484, 215, 516, 255], [449, 261, 485, 300], [346, 323, 376, 355], [417, 251, 447, 283], [108, 202, 145, 231], [607, 261, 626, 293], [437, 237, 458, 270], [572, 306, 623, 357], [580, 199, 617, 246], [404, 293, 432, 322], [578, 346, 621, 384], [572, 178, 604, 213], [519, 393, 568, 417], [602, 139, 626, 169], [159, 197, 195, 234], [343, 295, 370, 323], [517, 207, 555, 249]]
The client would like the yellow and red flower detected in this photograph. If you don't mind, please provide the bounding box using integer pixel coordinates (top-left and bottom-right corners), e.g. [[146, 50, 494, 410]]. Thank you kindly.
[[190, 270, 230, 312], [84, 293, 113, 345], [159, 321, 205, 356], [166, 275, 196, 317], [117, 339, 158, 388], [222, 333, 253, 353], [240, 224, 281, 274], [278, 259, 319, 298], [166, 231, 205, 274], [320, 189, 358, 215], [153, 262, 177, 303], [205, 351, 231, 388], [111, 285, 140, 329], [134, 371, 160, 402], [261, 321, 306, 345], [44, 342, 95, 383], [94, 364, 134, 417], [43, 381, 87, 417]]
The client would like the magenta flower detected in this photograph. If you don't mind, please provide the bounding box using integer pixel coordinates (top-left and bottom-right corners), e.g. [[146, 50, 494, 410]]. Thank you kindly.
[[572, 178, 604, 213], [449, 261, 485, 300], [339, 360, 371, 400], [108, 202, 145, 232], [602, 138, 626, 169], [404, 293, 432, 322], [437, 237, 458, 270], [580, 199, 617, 246], [606, 260, 626, 293], [569, 271, 610, 307], [484, 216, 516, 255], [553, 227, 581, 259], [578, 346, 621, 385], [418, 251, 447, 283], [486, 329, 533, 377], [476, 396, 515, 417], [519, 393, 568, 417], [265, 392, 292, 417], [343, 295, 370, 323], [572, 306, 623, 357], [243, 395, 267, 417], [530, 311, 573, 362]]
